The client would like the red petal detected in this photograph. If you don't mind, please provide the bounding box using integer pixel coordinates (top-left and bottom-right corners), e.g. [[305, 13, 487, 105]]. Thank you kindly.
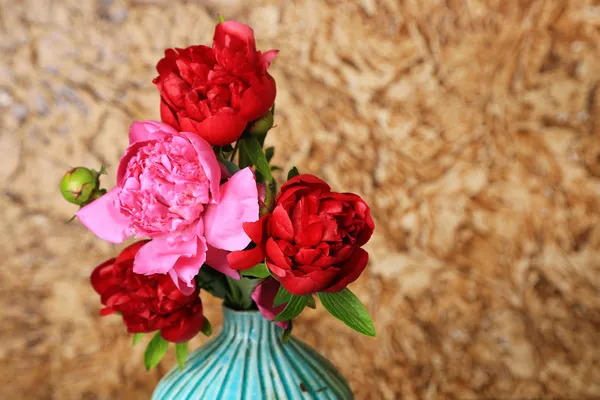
[[323, 248, 369, 293], [90, 258, 117, 295], [294, 248, 321, 265], [279, 268, 339, 296], [265, 238, 292, 268], [161, 303, 204, 343], [160, 99, 180, 131], [115, 241, 149, 264], [214, 21, 257, 54], [243, 215, 270, 244], [270, 205, 294, 241], [238, 74, 276, 121], [295, 222, 323, 248], [194, 111, 247, 146], [277, 174, 330, 204], [99, 307, 117, 316], [227, 247, 265, 271]]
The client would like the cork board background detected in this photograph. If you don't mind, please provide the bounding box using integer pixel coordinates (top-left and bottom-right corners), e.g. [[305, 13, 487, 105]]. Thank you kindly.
[[2, 0, 600, 399]]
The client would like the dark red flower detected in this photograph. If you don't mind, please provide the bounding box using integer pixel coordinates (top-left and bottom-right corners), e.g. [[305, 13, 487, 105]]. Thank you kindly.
[[153, 21, 278, 146], [228, 175, 375, 295], [91, 241, 204, 342]]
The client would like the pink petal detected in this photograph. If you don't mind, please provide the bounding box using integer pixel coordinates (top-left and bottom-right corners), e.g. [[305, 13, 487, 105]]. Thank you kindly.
[[168, 270, 195, 296], [116, 141, 150, 186], [133, 231, 199, 275], [171, 235, 207, 292], [128, 120, 176, 145], [203, 168, 259, 251], [251, 278, 289, 329], [181, 131, 222, 203], [76, 187, 130, 244], [205, 245, 240, 280]]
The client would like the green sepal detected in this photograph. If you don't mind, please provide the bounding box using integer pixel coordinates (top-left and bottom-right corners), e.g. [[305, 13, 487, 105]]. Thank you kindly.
[[175, 342, 188, 370], [144, 332, 169, 370], [217, 14, 225, 23], [287, 167, 299, 180], [306, 295, 316, 309], [241, 263, 270, 279], [317, 289, 376, 337]]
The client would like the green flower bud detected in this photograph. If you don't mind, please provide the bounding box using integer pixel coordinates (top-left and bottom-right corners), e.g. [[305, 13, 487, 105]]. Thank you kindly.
[[248, 108, 274, 136], [60, 167, 100, 205]]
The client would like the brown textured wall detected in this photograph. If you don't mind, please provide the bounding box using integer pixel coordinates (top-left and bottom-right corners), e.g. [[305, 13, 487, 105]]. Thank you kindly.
[[2, 0, 600, 399]]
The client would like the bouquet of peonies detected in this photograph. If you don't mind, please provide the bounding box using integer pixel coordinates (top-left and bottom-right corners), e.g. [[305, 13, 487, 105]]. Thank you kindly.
[[60, 18, 375, 371]]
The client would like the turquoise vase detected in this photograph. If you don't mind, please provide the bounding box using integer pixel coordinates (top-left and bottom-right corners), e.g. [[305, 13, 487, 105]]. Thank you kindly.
[[152, 307, 354, 399]]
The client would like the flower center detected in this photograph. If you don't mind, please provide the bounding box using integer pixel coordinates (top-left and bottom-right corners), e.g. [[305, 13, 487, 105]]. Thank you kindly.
[[119, 136, 210, 237]]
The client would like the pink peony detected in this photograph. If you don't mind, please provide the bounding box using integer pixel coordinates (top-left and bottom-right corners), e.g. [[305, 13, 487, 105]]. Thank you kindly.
[[76, 121, 259, 294]]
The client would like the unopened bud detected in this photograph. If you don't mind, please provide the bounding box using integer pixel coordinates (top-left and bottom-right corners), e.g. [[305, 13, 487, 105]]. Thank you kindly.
[[248, 108, 274, 136], [60, 167, 100, 206]]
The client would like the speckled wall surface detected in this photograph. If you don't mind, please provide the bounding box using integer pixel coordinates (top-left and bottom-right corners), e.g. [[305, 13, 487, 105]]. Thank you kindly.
[[1, 0, 600, 399]]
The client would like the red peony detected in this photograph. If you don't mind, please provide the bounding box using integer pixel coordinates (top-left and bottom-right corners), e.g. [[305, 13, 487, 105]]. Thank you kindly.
[[228, 175, 375, 295], [153, 21, 278, 146], [91, 241, 204, 342]]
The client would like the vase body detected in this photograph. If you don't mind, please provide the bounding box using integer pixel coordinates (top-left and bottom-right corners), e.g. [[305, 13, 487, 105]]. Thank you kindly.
[[152, 307, 354, 400]]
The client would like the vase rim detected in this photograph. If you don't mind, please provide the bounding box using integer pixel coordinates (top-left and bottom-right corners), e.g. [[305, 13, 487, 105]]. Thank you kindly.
[[222, 304, 261, 315]]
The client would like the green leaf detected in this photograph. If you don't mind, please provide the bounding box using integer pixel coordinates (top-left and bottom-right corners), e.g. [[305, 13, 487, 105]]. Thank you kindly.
[[287, 166, 299, 180], [200, 318, 212, 337], [281, 320, 293, 343], [132, 333, 144, 346], [273, 285, 293, 307], [175, 342, 188, 370], [144, 332, 169, 370], [240, 136, 273, 183], [271, 166, 282, 171], [318, 289, 376, 337], [238, 146, 253, 169], [274, 295, 308, 321], [265, 147, 275, 162], [241, 263, 270, 278], [196, 266, 229, 299], [306, 295, 316, 309]]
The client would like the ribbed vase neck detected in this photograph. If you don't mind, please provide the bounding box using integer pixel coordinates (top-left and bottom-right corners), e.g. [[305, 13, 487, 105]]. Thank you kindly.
[[220, 306, 281, 342]]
